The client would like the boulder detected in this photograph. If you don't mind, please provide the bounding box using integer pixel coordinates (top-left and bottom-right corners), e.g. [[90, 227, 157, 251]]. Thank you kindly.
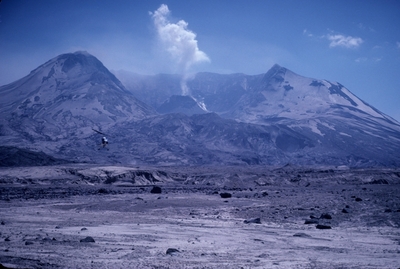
[[320, 213, 332, 219], [316, 224, 331, 229], [166, 248, 180, 255], [304, 219, 319, 224], [244, 218, 261, 224], [150, 186, 162, 194], [219, 192, 232, 199], [80, 236, 95, 243], [293, 233, 312, 238]]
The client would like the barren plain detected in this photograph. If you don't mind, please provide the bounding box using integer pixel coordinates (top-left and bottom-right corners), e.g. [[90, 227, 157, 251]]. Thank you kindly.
[[0, 165, 399, 269]]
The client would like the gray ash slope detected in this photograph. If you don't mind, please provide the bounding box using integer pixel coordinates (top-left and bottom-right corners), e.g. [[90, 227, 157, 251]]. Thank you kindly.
[[1, 51, 399, 166]]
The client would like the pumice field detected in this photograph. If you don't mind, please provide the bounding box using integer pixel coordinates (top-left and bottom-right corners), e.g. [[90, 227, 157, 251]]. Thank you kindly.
[[1, 165, 399, 269]]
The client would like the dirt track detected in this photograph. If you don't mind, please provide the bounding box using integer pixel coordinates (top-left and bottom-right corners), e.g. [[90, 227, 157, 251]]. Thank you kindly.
[[1, 165, 400, 268]]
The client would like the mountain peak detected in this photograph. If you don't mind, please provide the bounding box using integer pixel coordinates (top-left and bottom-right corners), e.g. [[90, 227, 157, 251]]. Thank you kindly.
[[270, 63, 284, 70], [55, 51, 111, 76], [262, 64, 288, 83], [72, 50, 91, 56], [0, 51, 156, 142], [268, 63, 286, 73]]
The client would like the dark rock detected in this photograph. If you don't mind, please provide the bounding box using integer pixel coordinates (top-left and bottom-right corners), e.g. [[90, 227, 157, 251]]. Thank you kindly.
[[0, 263, 14, 269], [80, 236, 95, 243], [220, 192, 232, 199], [384, 208, 392, 213], [293, 233, 312, 238], [244, 218, 261, 224], [81, 227, 88, 231], [166, 248, 180, 255], [369, 179, 389, 184], [150, 186, 162, 194], [98, 188, 109, 194], [316, 224, 332, 229], [0, 221, 4, 225], [25, 241, 34, 245], [320, 213, 332, 219], [342, 208, 349, 213], [261, 191, 268, 196], [355, 197, 362, 202], [304, 219, 319, 224]]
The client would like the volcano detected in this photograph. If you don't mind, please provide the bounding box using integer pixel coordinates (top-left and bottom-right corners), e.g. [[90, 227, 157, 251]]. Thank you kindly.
[[0, 51, 155, 163], [1, 52, 400, 166]]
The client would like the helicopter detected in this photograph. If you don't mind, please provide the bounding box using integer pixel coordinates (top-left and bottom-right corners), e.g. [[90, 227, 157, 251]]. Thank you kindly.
[[92, 128, 109, 150]]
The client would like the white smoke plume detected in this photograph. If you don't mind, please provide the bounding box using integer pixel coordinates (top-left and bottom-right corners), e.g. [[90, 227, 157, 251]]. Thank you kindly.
[[150, 4, 210, 95]]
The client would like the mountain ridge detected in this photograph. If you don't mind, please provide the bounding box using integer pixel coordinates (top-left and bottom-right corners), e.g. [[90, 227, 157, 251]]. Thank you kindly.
[[1, 51, 399, 167]]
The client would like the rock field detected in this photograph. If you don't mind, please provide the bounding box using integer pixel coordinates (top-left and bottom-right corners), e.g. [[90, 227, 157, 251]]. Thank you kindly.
[[0, 165, 399, 268]]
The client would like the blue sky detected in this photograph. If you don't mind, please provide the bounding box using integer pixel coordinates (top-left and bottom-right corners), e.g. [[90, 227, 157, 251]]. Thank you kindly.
[[1, 0, 399, 121]]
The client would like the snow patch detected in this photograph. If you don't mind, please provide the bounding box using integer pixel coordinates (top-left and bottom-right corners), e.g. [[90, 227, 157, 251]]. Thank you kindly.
[[340, 87, 384, 119], [308, 120, 324, 136], [339, 132, 352, 137]]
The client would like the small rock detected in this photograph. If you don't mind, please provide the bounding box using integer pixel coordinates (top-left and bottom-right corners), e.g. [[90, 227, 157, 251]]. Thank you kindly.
[[342, 208, 349, 213], [166, 248, 180, 255], [81, 227, 88, 231], [316, 224, 332, 229], [355, 197, 362, 202], [98, 188, 108, 194], [0, 263, 13, 269], [369, 179, 388, 184], [257, 253, 269, 258], [80, 236, 95, 243], [320, 213, 332, 219], [150, 186, 162, 194], [293, 233, 312, 238], [304, 219, 319, 224], [25, 241, 34, 245], [219, 193, 232, 199], [244, 218, 261, 224]]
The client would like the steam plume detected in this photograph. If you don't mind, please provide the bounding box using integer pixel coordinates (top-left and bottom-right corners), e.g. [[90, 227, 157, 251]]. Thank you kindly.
[[150, 4, 210, 95]]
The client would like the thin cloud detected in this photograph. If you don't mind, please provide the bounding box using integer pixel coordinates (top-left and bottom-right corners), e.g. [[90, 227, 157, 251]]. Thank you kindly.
[[357, 23, 375, 32], [327, 34, 363, 49], [355, 57, 367, 63], [303, 29, 313, 37], [355, 57, 382, 63]]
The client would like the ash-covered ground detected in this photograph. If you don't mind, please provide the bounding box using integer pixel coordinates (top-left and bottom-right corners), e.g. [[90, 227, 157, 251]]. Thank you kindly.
[[0, 165, 399, 269]]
